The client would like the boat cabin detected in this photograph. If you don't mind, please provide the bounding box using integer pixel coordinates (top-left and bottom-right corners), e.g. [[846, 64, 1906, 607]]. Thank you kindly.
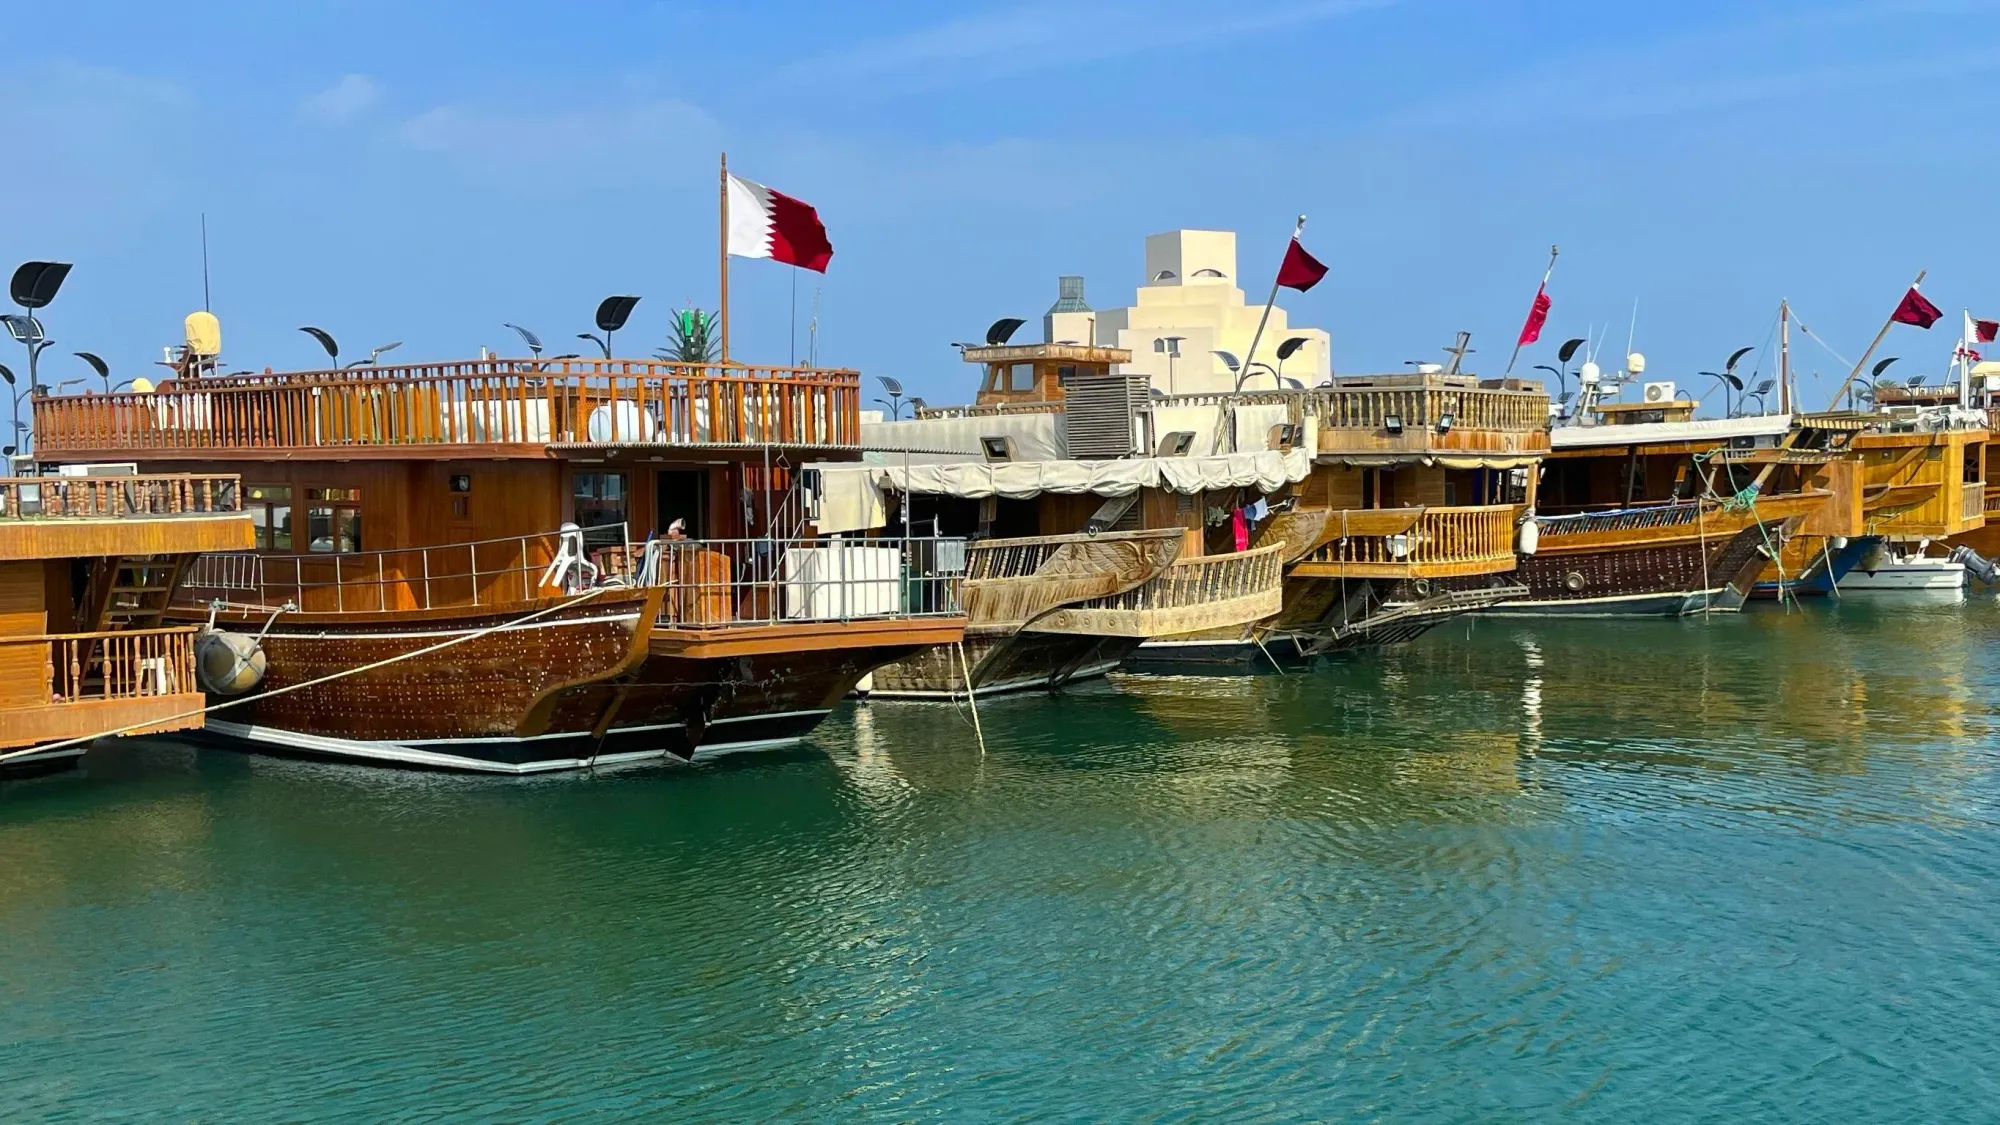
[[0, 472, 252, 770]]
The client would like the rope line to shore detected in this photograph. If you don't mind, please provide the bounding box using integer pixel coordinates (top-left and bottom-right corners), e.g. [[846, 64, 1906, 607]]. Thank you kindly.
[[0, 587, 614, 766]]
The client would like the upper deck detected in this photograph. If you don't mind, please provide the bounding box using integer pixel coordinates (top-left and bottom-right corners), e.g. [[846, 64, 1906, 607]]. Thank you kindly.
[[0, 474, 254, 560], [31, 357, 863, 462]]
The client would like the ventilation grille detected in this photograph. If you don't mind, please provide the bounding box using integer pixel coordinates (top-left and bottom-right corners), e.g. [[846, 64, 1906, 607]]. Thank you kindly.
[[1063, 374, 1149, 459]]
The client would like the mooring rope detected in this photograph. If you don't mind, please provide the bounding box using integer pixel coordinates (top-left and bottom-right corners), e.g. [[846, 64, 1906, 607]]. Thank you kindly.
[[0, 587, 613, 766]]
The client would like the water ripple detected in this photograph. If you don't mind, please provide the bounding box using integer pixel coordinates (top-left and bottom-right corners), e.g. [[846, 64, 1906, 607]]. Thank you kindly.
[[4, 597, 2000, 1121]]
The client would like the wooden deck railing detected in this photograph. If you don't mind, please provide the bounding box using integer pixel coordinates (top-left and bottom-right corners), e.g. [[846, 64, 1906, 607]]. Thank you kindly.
[[31, 358, 862, 454], [1536, 501, 1704, 538], [1082, 545, 1284, 613], [0, 475, 242, 519], [1966, 486, 1987, 523], [1983, 484, 2000, 514], [1154, 383, 1548, 434], [1299, 504, 1518, 576], [0, 627, 201, 705]]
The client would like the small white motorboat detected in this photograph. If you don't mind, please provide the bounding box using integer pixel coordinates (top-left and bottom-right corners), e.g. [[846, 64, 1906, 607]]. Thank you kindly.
[[1840, 540, 1968, 591]]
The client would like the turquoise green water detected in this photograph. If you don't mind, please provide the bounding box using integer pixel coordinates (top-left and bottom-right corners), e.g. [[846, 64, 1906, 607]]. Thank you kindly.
[[6, 595, 2000, 1122]]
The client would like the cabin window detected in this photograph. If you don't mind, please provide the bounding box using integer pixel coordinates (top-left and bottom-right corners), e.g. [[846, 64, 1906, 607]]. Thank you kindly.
[[1009, 363, 1036, 392], [248, 484, 292, 552], [572, 472, 628, 530], [1967, 446, 1984, 484], [306, 487, 362, 554]]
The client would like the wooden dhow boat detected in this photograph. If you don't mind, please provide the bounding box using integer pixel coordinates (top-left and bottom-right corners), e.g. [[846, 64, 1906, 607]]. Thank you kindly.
[[1490, 391, 1844, 615], [0, 472, 254, 774], [32, 339, 968, 773], [867, 527, 1201, 697], [840, 320, 1546, 672]]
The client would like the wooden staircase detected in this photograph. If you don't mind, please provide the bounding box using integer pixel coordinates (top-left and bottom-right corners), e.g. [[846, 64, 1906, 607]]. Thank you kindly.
[[79, 554, 195, 633]]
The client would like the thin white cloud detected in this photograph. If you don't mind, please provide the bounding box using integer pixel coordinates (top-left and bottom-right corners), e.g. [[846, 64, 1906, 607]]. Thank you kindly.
[[787, 0, 1395, 88], [392, 98, 719, 175], [1372, 0, 2000, 134], [300, 74, 381, 125]]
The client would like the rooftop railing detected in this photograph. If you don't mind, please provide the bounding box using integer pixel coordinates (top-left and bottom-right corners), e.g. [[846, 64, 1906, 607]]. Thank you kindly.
[[31, 358, 862, 455], [0, 475, 242, 520]]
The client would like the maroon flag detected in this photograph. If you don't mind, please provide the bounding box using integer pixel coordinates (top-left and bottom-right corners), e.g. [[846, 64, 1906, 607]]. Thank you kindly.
[[1891, 287, 1943, 329], [1276, 237, 1328, 291], [1976, 318, 1998, 343], [727, 173, 834, 272], [1517, 285, 1552, 346]]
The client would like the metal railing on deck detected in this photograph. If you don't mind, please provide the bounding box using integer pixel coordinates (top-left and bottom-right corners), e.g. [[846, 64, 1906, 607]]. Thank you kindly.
[[1303, 505, 1517, 569], [31, 358, 862, 453], [601, 536, 965, 627], [0, 475, 242, 519], [181, 523, 966, 624], [181, 525, 620, 613], [0, 627, 200, 704]]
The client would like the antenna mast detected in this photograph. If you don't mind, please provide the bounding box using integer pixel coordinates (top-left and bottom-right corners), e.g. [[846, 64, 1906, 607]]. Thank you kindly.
[[200, 213, 212, 310]]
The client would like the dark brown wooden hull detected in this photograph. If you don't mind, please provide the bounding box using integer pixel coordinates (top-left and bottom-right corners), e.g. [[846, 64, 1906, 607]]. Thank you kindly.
[[188, 590, 951, 772], [1472, 521, 1780, 616]]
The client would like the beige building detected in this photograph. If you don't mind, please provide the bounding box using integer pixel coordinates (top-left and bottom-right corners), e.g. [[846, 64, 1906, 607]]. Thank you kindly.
[[1090, 229, 1332, 396]]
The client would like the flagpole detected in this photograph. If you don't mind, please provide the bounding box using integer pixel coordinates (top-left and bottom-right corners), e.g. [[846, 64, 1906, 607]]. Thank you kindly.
[[1239, 215, 1304, 393], [1779, 299, 1791, 414], [1826, 269, 1925, 411], [719, 152, 731, 364], [1504, 245, 1559, 376]]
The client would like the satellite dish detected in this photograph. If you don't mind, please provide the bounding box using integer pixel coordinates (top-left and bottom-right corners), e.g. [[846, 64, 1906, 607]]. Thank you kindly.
[[10, 261, 73, 310], [185, 310, 222, 357], [1725, 346, 1754, 373], [595, 296, 641, 333], [1557, 338, 1586, 365], [985, 318, 1026, 346], [1276, 336, 1309, 361], [300, 326, 339, 362], [1872, 357, 1900, 379], [878, 376, 904, 396], [131, 377, 155, 394]]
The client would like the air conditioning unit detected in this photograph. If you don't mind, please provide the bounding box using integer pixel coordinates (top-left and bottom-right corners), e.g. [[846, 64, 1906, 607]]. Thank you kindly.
[[1642, 381, 1677, 404]]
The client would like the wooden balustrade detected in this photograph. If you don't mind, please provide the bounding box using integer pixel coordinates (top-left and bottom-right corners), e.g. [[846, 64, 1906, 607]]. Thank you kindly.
[[0, 627, 201, 706], [1089, 545, 1285, 612], [1155, 384, 1548, 434], [1536, 502, 1705, 538], [0, 475, 242, 519], [1984, 485, 2000, 514], [1966, 486, 1987, 523], [1297, 504, 1518, 578], [31, 359, 863, 455]]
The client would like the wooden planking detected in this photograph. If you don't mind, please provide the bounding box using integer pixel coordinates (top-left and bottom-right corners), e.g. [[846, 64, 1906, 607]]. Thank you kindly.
[[0, 693, 209, 752], [0, 515, 254, 562]]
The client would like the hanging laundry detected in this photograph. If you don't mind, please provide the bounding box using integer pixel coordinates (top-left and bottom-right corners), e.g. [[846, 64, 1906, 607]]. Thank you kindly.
[[1232, 508, 1250, 552]]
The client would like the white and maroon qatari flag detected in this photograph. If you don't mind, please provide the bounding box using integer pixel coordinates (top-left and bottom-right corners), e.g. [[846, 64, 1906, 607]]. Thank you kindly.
[[726, 173, 834, 273]]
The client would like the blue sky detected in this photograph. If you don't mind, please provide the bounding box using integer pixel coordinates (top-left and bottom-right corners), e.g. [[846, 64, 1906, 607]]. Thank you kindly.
[[3, 0, 1997, 413]]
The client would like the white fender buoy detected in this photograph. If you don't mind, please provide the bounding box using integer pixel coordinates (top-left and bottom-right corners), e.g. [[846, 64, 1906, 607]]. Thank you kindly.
[[1518, 518, 1540, 557], [195, 630, 267, 696]]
